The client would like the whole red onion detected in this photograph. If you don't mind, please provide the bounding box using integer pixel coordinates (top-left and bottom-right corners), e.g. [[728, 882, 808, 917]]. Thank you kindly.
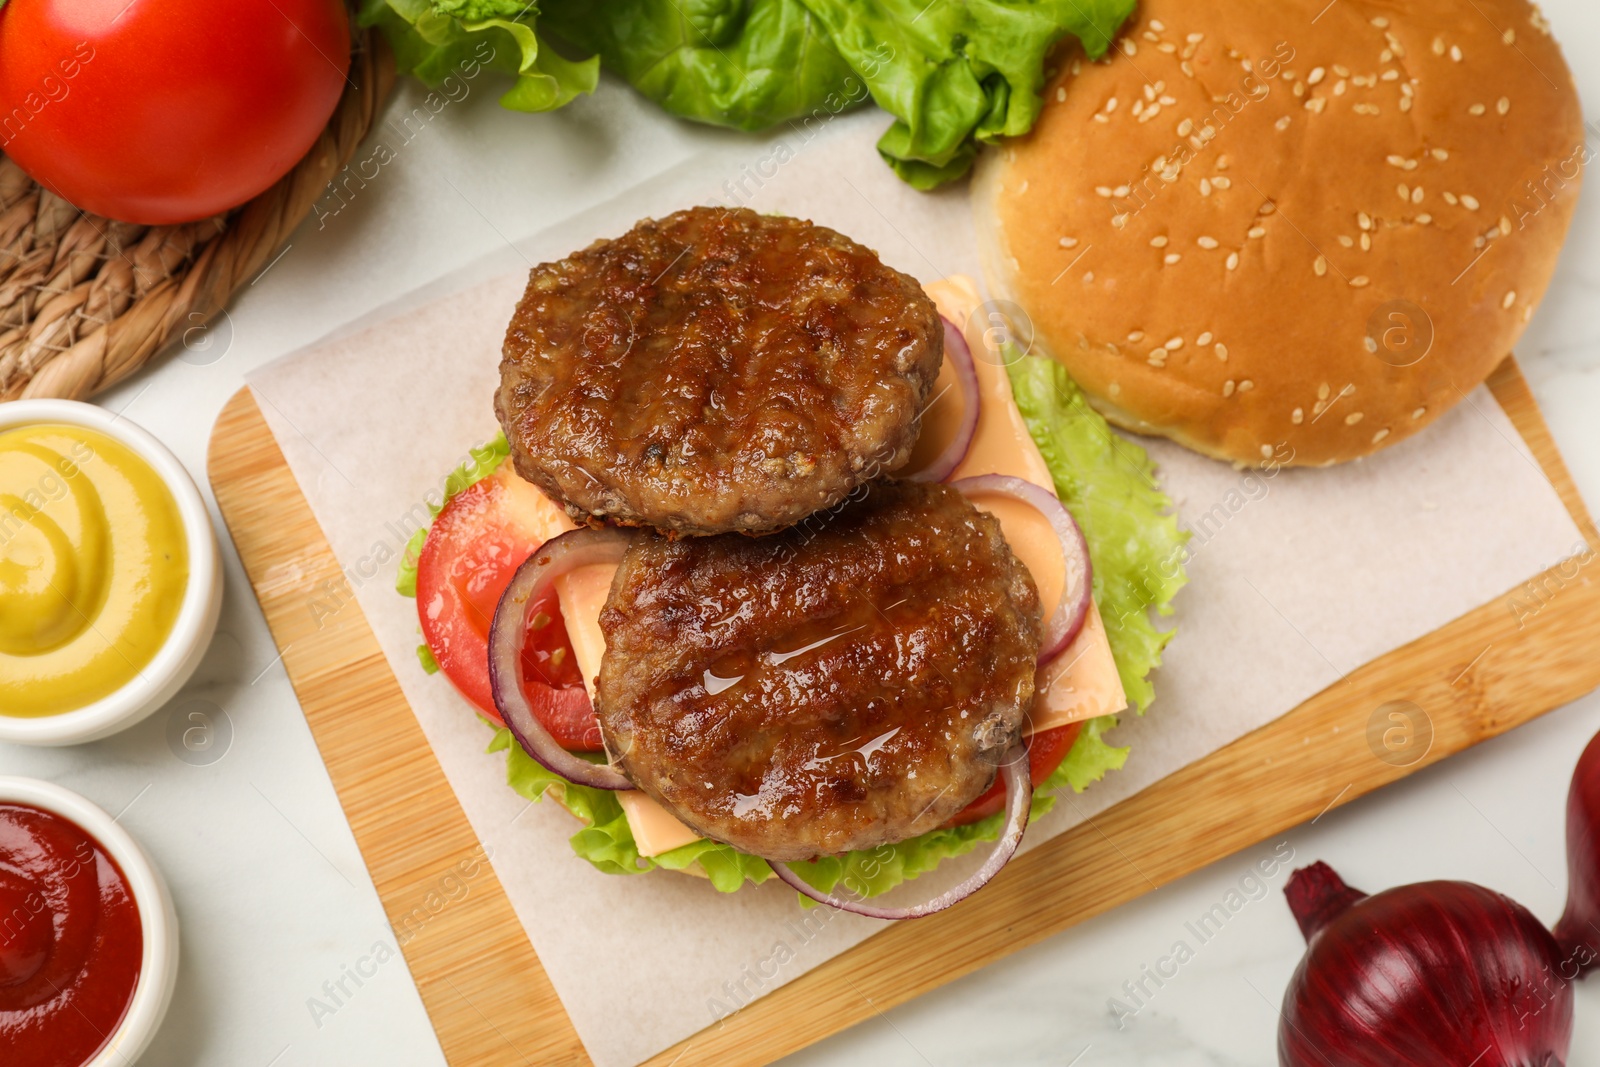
[[1278, 862, 1572, 1067], [1554, 727, 1600, 977]]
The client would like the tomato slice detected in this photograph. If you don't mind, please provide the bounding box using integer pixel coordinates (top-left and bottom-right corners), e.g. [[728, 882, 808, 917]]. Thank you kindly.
[[944, 722, 1084, 828], [415, 467, 603, 751]]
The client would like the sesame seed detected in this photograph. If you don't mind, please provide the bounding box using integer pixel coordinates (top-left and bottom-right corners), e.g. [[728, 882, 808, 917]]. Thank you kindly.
[[1432, 36, 1446, 55], [1200, 178, 1212, 196], [1187, 31, 1203, 42], [1350, 276, 1370, 288], [1360, 233, 1372, 251], [1338, 235, 1354, 247], [1358, 212, 1373, 230], [1334, 79, 1347, 96], [1149, 18, 1165, 30], [1372, 15, 1389, 27], [1107, 97, 1119, 111], [1417, 213, 1432, 224], [1158, 41, 1176, 53], [1275, 115, 1292, 131], [1128, 330, 1144, 341], [1334, 64, 1350, 76], [1181, 60, 1195, 76], [1398, 183, 1410, 201], [1381, 69, 1400, 81], [1306, 97, 1328, 114], [1450, 45, 1462, 61], [1432, 148, 1449, 160], [1165, 253, 1182, 264], [1503, 290, 1517, 308], [1213, 176, 1232, 189], [1151, 235, 1169, 247], [1461, 194, 1480, 210], [1387, 155, 1409, 168], [1197, 235, 1219, 249], [1217, 155, 1231, 170], [1443, 191, 1459, 205], [1249, 227, 1267, 239], [1223, 380, 1236, 397], [1083, 271, 1095, 283], [1112, 213, 1129, 229], [1412, 186, 1424, 204], [1124, 40, 1138, 56], [1318, 383, 1330, 400], [1166, 337, 1185, 350], [1239, 379, 1254, 392], [1399, 96, 1413, 113], [1178, 118, 1194, 136], [1308, 67, 1326, 85], [1226, 252, 1240, 270], [1095, 186, 1112, 197], [1345, 412, 1365, 425], [1197, 332, 1214, 346], [1093, 114, 1109, 124], [1469, 103, 1486, 115], [1057, 88, 1067, 102], [1412, 406, 1427, 419], [1113, 185, 1130, 197], [1159, 95, 1177, 106], [1215, 343, 1229, 360], [1261, 201, 1277, 215], [1314, 255, 1327, 276], [1260, 444, 1274, 459], [1381, 49, 1394, 63], [1372, 429, 1390, 444], [1060, 236, 1079, 248], [1497, 97, 1511, 115], [1292, 408, 1304, 424]]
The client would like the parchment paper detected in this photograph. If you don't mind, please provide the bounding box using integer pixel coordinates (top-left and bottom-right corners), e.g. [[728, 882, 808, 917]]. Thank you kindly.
[[244, 112, 1586, 1067]]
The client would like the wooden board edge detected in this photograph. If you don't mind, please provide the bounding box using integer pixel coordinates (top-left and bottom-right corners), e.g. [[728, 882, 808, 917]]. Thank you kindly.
[[205, 352, 1600, 1067], [207, 387, 591, 1067]]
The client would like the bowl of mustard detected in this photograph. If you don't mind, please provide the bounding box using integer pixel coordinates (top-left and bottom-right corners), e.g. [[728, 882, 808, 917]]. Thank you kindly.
[[0, 400, 221, 745]]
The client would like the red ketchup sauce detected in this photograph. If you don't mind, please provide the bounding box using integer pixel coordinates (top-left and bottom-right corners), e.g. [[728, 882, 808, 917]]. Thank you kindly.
[[0, 803, 142, 1067]]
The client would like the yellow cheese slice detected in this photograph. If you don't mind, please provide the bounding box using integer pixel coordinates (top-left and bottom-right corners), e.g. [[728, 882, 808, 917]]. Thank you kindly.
[[922, 276, 1128, 735]]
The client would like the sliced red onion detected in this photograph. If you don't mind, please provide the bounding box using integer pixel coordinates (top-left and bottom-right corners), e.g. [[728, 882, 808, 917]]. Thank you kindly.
[[489, 527, 635, 791], [770, 744, 1031, 920], [950, 474, 1093, 663], [907, 317, 980, 484]]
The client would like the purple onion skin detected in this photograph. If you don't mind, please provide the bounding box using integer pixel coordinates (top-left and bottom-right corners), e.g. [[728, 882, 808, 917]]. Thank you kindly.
[[1554, 729, 1600, 976], [1280, 862, 1572, 1067]]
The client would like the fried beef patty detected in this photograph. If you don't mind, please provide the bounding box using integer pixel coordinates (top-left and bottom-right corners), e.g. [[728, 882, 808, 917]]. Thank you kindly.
[[495, 207, 943, 537], [595, 480, 1042, 861]]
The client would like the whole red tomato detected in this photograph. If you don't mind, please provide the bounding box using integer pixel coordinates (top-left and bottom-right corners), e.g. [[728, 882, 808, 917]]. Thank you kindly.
[[0, 0, 351, 224]]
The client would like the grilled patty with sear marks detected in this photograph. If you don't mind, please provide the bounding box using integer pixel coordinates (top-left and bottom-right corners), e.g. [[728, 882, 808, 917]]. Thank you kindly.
[[595, 480, 1042, 861], [495, 207, 943, 537]]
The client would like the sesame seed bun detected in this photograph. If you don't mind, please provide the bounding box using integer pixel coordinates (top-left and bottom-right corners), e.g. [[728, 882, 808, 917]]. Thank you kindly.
[[973, 0, 1584, 466]]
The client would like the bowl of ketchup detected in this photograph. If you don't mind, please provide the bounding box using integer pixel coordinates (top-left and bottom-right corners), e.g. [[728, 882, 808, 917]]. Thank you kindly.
[[0, 778, 178, 1067]]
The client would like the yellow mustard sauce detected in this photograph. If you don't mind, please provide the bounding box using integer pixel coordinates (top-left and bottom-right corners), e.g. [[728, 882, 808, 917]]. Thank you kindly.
[[0, 424, 188, 716]]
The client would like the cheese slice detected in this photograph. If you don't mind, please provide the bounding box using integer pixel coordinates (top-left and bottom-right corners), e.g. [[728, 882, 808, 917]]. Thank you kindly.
[[499, 274, 1125, 858], [922, 275, 1128, 735]]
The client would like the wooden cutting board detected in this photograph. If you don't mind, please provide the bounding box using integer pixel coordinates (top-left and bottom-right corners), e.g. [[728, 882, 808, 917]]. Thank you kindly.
[[208, 357, 1600, 1067]]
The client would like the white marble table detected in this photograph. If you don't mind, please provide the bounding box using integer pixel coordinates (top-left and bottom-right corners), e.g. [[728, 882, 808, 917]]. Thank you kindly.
[[3, 4, 1598, 1062]]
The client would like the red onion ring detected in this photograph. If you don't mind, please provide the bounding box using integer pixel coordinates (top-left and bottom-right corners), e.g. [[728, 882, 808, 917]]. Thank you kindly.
[[769, 743, 1031, 920], [907, 317, 980, 484], [489, 527, 635, 791], [950, 474, 1093, 663]]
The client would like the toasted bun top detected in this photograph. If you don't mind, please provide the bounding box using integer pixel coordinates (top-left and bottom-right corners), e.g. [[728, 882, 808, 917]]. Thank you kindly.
[[974, 0, 1584, 466]]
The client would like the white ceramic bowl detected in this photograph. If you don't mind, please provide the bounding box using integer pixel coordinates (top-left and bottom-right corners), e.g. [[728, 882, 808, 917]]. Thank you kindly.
[[0, 777, 180, 1065], [0, 399, 222, 746]]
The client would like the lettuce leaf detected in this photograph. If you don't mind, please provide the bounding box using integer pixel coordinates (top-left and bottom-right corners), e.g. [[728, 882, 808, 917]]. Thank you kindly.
[[395, 433, 510, 598], [539, 0, 858, 132], [358, 0, 599, 114], [447, 0, 1137, 187], [797, 0, 1136, 188], [1007, 353, 1187, 714]]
